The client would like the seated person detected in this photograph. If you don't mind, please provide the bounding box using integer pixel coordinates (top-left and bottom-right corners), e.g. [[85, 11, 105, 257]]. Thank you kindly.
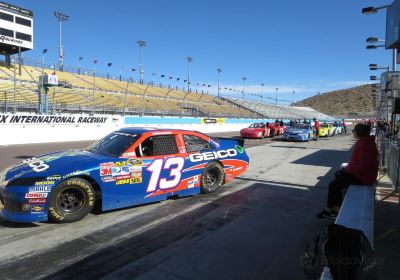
[[316, 123, 378, 219]]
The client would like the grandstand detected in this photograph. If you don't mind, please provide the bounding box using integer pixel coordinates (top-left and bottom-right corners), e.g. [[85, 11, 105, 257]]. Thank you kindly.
[[0, 58, 256, 117], [222, 97, 334, 120], [0, 58, 332, 119]]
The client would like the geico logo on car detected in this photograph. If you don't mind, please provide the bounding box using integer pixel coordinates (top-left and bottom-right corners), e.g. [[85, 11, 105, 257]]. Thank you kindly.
[[189, 149, 237, 162]]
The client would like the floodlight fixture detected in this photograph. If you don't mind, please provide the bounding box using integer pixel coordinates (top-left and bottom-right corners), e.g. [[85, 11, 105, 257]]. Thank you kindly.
[[362, 5, 390, 15]]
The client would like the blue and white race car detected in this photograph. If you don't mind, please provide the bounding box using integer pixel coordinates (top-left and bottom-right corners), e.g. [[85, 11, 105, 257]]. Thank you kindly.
[[0, 128, 249, 223], [284, 124, 315, 142]]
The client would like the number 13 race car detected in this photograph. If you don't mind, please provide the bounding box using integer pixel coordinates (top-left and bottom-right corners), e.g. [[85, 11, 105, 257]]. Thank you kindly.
[[0, 128, 249, 223]]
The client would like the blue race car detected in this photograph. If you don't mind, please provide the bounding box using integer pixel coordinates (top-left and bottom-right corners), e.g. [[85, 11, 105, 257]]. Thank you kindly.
[[0, 128, 249, 223], [284, 124, 315, 142]]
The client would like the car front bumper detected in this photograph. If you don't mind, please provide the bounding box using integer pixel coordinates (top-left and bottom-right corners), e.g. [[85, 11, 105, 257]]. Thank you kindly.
[[0, 187, 48, 223]]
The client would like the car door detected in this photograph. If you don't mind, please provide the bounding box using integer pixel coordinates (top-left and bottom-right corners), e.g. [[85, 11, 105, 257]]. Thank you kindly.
[[130, 133, 187, 204]]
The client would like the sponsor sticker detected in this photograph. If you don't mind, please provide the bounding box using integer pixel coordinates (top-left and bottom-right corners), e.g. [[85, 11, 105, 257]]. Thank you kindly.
[[116, 177, 142, 185], [25, 193, 48, 198], [46, 175, 62, 181], [189, 149, 237, 162], [29, 198, 46, 204], [35, 181, 55, 186], [122, 152, 136, 157], [102, 176, 115, 183], [235, 145, 244, 153], [29, 186, 51, 193], [63, 170, 89, 179], [31, 205, 44, 214]]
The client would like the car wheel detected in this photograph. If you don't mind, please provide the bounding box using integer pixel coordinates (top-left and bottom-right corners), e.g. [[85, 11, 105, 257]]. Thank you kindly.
[[270, 130, 275, 137], [48, 177, 95, 223], [200, 162, 225, 194]]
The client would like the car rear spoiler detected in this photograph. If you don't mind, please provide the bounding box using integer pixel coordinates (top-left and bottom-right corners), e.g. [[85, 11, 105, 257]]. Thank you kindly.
[[213, 137, 245, 147]]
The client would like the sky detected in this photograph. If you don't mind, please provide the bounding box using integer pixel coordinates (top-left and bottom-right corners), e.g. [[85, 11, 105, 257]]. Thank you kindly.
[[6, 0, 393, 103]]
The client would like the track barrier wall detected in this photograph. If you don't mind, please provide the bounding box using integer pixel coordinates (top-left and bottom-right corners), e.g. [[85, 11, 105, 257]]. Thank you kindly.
[[0, 114, 283, 145]]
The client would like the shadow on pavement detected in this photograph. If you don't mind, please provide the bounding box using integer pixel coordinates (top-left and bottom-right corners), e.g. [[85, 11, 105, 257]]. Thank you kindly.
[[0, 182, 330, 280]]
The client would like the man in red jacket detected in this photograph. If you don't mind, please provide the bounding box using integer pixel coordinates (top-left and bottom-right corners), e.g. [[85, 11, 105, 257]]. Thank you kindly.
[[317, 123, 378, 219]]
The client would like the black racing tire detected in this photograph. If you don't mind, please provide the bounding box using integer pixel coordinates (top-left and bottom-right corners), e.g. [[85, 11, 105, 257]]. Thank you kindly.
[[200, 162, 225, 194], [48, 177, 95, 223], [270, 130, 275, 137]]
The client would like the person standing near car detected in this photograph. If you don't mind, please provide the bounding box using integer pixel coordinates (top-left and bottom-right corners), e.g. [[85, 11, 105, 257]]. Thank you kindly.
[[342, 119, 347, 134], [313, 118, 320, 141]]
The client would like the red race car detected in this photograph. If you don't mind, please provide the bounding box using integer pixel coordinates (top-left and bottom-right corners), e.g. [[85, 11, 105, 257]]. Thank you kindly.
[[268, 122, 284, 136], [240, 123, 270, 138]]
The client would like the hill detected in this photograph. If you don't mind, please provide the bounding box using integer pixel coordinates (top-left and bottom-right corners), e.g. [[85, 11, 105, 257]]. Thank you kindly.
[[296, 84, 377, 118]]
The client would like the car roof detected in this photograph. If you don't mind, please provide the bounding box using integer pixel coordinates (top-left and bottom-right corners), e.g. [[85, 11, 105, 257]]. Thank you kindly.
[[115, 127, 205, 136]]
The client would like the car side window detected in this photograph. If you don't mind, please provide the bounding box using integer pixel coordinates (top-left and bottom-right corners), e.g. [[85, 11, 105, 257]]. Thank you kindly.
[[184, 135, 211, 152], [136, 135, 178, 157]]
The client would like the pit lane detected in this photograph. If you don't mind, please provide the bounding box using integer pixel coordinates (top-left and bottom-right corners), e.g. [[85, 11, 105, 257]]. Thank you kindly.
[[0, 132, 354, 280]]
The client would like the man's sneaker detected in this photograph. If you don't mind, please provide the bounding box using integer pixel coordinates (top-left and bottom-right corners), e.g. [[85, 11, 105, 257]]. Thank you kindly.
[[316, 209, 338, 220]]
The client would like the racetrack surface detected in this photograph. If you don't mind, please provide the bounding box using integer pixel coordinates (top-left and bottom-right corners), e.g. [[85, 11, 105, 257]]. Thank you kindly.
[[0, 132, 355, 280]]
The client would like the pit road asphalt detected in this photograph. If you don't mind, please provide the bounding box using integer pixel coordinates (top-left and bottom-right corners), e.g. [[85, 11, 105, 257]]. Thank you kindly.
[[0, 132, 355, 280]]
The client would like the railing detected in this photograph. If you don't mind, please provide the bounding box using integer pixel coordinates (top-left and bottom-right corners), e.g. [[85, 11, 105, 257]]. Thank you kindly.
[[377, 130, 400, 199]]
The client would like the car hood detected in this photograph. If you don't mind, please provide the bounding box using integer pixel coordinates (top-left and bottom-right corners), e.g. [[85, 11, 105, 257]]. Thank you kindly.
[[3, 149, 114, 187]]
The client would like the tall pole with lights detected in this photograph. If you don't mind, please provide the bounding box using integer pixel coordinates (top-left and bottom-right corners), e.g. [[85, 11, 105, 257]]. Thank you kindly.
[[275, 87, 279, 105], [261, 83, 264, 103], [186, 57, 192, 92], [242, 77, 246, 99], [292, 90, 295, 105], [54, 12, 69, 71], [137, 40, 146, 84], [217, 68, 222, 98]]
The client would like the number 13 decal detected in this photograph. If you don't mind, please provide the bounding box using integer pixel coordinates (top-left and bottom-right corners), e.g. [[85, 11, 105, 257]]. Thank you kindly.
[[146, 157, 185, 192]]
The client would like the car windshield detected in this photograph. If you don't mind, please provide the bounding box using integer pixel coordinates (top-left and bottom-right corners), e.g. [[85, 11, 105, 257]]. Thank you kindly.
[[86, 132, 140, 157], [249, 123, 264, 128], [293, 124, 309, 129]]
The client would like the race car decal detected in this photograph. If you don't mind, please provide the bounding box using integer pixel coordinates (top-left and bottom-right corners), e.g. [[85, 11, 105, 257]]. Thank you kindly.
[[146, 157, 184, 192], [182, 163, 207, 173], [23, 158, 49, 173], [189, 149, 237, 162], [31, 205, 44, 214]]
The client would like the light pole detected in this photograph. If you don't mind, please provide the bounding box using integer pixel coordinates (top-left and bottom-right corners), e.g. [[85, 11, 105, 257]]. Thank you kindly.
[[78, 56, 83, 74], [186, 57, 192, 92], [366, 37, 397, 71], [217, 68, 222, 98], [92, 60, 97, 115], [275, 87, 279, 105], [241, 77, 246, 99], [13, 56, 16, 113], [261, 83, 264, 103], [137, 40, 146, 84], [54, 12, 69, 71], [107, 62, 112, 79], [292, 90, 295, 106]]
